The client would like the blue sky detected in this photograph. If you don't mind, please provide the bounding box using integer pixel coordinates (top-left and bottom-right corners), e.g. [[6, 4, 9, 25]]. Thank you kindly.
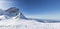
[[0, 0, 60, 19], [19, 0, 60, 19]]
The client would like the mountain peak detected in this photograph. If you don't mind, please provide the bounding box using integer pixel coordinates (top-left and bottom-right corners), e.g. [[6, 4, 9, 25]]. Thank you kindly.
[[0, 7, 26, 19], [5, 7, 19, 16]]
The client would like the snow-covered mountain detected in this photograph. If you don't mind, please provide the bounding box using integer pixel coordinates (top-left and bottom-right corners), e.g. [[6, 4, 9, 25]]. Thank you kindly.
[[0, 7, 60, 23], [0, 7, 60, 29], [0, 7, 25, 19]]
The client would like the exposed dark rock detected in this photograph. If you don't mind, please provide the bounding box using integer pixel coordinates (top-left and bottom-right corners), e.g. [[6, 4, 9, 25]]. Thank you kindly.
[[6, 7, 19, 13], [5, 7, 19, 17], [5, 7, 26, 19]]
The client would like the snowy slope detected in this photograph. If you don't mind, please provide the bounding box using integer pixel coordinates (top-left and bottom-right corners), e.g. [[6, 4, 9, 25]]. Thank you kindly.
[[0, 7, 60, 29], [0, 17, 60, 29]]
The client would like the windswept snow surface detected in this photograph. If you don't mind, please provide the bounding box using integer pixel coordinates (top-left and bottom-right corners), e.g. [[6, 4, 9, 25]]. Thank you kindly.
[[0, 7, 60, 29], [0, 17, 60, 29]]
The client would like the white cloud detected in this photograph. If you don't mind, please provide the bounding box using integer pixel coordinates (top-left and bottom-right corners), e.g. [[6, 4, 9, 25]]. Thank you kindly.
[[0, 1, 16, 10], [26, 14, 60, 19]]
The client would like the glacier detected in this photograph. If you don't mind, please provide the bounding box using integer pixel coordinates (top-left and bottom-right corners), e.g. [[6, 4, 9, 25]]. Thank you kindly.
[[0, 7, 60, 29]]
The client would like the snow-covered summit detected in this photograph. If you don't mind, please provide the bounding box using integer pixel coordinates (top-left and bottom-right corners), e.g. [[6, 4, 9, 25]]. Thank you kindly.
[[0, 7, 60, 29], [0, 7, 43, 29], [0, 7, 26, 19]]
